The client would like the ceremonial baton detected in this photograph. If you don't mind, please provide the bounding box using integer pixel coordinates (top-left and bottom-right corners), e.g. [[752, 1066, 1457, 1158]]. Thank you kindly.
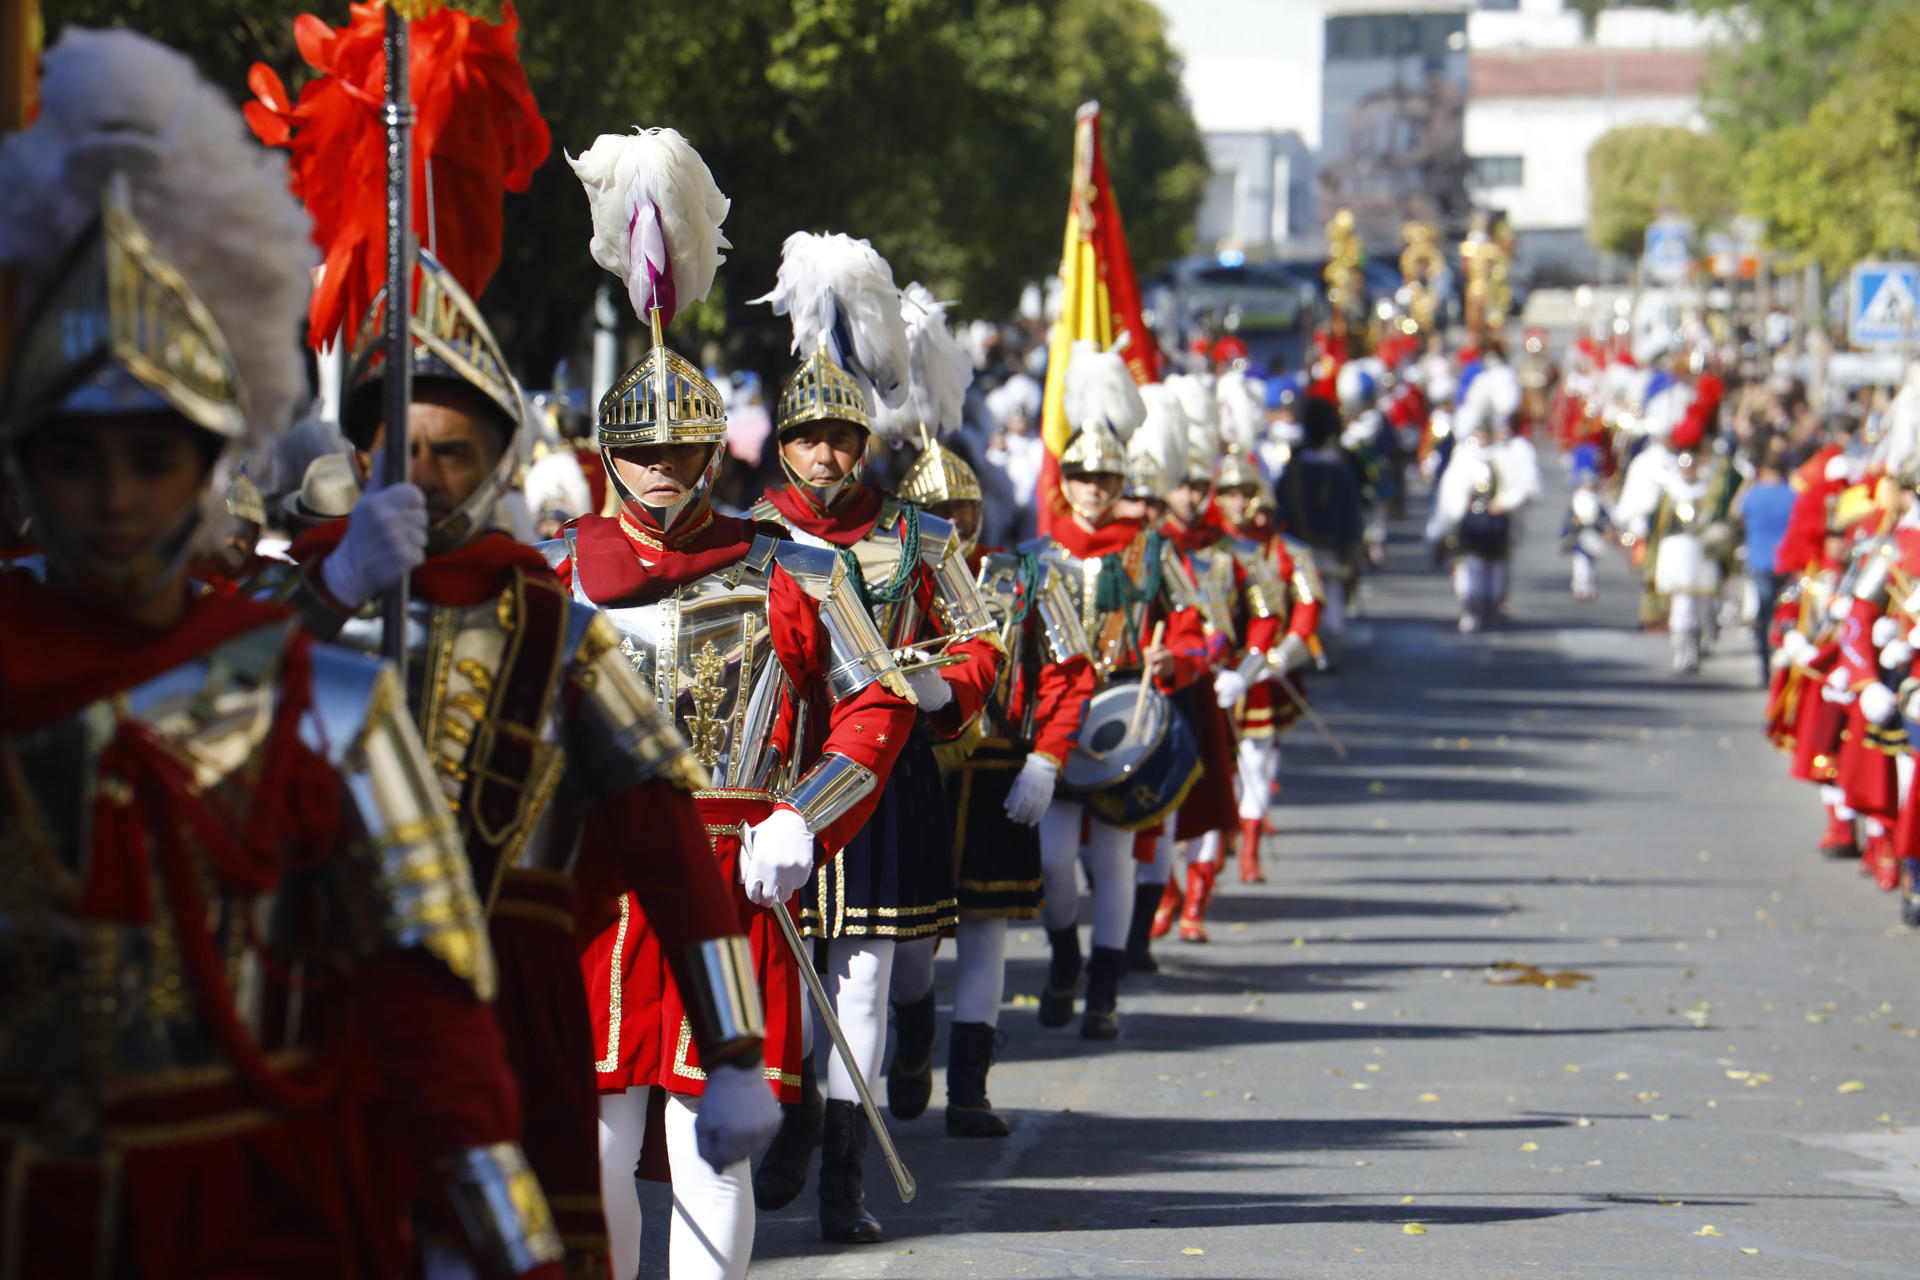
[[378, 1, 414, 681], [766, 892, 917, 1203], [1275, 673, 1348, 759]]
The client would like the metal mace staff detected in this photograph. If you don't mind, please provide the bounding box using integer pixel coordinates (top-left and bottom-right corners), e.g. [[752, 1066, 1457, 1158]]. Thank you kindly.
[[766, 896, 917, 1203], [379, 0, 413, 680]]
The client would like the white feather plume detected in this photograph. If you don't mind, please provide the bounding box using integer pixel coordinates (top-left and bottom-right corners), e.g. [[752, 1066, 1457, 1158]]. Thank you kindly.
[[1128, 395, 1187, 490], [1214, 369, 1267, 449], [0, 27, 316, 471], [568, 127, 730, 327], [1164, 373, 1216, 430], [1139, 383, 1200, 479], [871, 283, 972, 443], [753, 231, 910, 409], [1063, 340, 1146, 441]]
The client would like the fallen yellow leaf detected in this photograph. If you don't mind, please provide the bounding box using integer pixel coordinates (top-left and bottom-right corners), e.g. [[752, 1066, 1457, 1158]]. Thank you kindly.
[[1739, 1247, 1760, 1254], [1838, 1081, 1867, 1094], [1401, 1195, 1416, 1204], [1695, 1225, 1723, 1237], [1182, 1247, 1205, 1256], [1576, 1117, 1594, 1127], [1520, 1141, 1539, 1152], [1402, 1223, 1427, 1235]]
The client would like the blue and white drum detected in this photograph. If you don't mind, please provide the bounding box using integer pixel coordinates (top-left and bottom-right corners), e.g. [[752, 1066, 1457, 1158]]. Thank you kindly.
[[1059, 677, 1204, 831]]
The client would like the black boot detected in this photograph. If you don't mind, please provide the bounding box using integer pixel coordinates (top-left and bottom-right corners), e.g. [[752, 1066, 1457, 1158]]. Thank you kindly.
[[945, 1021, 1010, 1138], [1037, 927, 1083, 1027], [1080, 946, 1125, 1040], [753, 1056, 823, 1210], [1125, 884, 1162, 974], [818, 1099, 884, 1244], [886, 990, 937, 1120]]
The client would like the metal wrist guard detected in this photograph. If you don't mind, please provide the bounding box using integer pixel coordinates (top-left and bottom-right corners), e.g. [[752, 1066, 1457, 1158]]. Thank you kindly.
[[1235, 649, 1270, 685], [670, 936, 765, 1070], [1273, 633, 1312, 675], [437, 1142, 565, 1276], [781, 752, 877, 834]]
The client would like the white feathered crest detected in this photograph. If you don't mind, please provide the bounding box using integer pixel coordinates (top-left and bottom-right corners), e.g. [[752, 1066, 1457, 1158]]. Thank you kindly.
[[569, 127, 730, 328], [1164, 373, 1216, 430], [754, 231, 910, 408], [1063, 339, 1146, 441], [1128, 387, 1187, 489], [871, 283, 972, 443], [1214, 369, 1266, 449], [0, 27, 316, 466]]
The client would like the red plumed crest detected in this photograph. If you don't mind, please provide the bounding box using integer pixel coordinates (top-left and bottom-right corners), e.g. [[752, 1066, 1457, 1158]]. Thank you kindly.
[[245, 1, 550, 348]]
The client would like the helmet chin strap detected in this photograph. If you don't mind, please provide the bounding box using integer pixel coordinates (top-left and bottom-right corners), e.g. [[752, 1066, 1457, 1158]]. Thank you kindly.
[[604, 443, 722, 535]]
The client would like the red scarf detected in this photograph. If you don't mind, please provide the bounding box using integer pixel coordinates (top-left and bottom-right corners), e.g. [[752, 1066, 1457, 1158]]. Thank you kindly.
[[0, 570, 290, 734], [762, 483, 885, 548], [567, 505, 771, 607], [290, 521, 554, 607], [1160, 512, 1223, 555], [1048, 515, 1144, 560]]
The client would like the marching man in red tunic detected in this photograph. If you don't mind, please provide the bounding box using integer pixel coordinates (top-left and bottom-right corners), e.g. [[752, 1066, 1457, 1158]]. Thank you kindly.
[[551, 128, 918, 1280], [0, 30, 564, 1278]]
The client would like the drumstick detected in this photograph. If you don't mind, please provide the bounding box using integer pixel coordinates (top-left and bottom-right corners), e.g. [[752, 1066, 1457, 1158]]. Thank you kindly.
[[1129, 621, 1166, 743]]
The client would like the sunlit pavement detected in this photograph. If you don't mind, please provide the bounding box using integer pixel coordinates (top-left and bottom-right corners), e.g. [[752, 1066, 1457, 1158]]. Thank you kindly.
[[727, 475, 1920, 1279]]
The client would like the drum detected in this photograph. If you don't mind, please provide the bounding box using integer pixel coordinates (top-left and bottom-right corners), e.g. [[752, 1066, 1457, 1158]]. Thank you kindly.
[[1059, 678, 1204, 831]]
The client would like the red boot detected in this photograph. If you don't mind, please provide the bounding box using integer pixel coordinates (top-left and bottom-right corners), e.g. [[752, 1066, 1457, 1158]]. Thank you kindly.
[[1866, 831, 1901, 891], [1150, 876, 1182, 940], [1238, 817, 1266, 883], [1178, 862, 1217, 943], [1820, 809, 1859, 859]]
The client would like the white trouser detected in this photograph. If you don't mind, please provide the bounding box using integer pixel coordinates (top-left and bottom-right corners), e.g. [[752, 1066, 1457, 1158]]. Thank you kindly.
[[1322, 584, 1347, 636], [1821, 783, 1855, 820], [1899, 752, 1915, 804], [598, 1090, 754, 1280], [1668, 591, 1699, 636], [821, 938, 894, 1103], [1452, 556, 1491, 604], [1237, 735, 1277, 821], [1038, 799, 1136, 950], [951, 916, 1008, 1026], [1490, 558, 1511, 605], [1571, 550, 1595, 597], [1189, 831, 1221, 867], [890, 935, 938, 1005]]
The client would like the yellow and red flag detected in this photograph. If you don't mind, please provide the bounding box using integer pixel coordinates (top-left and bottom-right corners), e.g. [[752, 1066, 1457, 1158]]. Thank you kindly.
[[0, 0, 42, 383], [1036, 100, 1162, 535]]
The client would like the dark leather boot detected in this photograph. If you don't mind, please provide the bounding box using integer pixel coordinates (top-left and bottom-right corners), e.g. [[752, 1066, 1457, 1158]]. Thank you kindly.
[[886, 990, 937, 1120], [752, 1055, 823, 1210], [818, 1099, 884, 1244], [1125, 884, 1162, 974], [1080, 946, 1125, 1040], [945, 1021, 1010, 1138], [1037, 927, 1082, 1028]]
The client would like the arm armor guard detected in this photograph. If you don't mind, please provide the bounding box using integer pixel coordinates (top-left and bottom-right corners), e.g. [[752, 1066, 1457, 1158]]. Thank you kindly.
[[437, 1142, 566, 1277], [773, 541, 916, 704]]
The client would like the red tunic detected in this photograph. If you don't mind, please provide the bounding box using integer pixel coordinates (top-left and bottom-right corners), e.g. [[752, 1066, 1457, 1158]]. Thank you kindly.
[[554, 505, 916, 1105], [1225, 519, 1322, 741], [0, 573, 555, 1280]]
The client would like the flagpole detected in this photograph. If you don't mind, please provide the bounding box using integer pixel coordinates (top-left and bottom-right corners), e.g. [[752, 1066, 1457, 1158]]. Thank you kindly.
[[380, 0, 413, 677]]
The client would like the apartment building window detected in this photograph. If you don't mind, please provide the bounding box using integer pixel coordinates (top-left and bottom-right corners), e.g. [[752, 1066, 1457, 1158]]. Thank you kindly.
[[1469, 155, 1524, 189], [1325, 13, 1467, 61]]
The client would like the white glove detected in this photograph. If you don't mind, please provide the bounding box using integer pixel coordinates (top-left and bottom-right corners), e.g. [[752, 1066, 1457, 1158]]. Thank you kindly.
[[1003, 754, 1058, 827], [320, 466, 427, 609], [739, 807, 815, 908], [694, 1060, 782, 1172], [1881, 640, 1913, 671], [1873, 616, 1900, 648], [1213, 668, 1249, 708], [1861, 682, 1899, 726], [905, 665, 954, 713], [1823, 666, 1856, 704]]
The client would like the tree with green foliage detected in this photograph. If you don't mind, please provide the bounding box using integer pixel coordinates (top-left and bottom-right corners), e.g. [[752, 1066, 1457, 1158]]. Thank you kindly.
[[1585, 124, 1737, 258], [1692, 0, 1906, 159], [1736, 2, 1920, 274], [43, 0, 1207, 385]]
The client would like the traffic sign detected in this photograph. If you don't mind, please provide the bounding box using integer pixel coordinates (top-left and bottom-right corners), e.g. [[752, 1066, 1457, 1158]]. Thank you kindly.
[[1848, 262, 1920, 348], [1643, 217, 1693, 284]]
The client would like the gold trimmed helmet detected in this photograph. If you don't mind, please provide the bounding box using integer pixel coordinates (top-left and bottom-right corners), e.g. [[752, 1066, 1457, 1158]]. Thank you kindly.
[[1214, 447, 1263, 493], [343, 248, 524, 553], [1059, 421, 1129, 479], [597, 311, 730, 533], [225, 470, 267, 527], [775, 345, 874, 436], [899, 440, 980, 508]]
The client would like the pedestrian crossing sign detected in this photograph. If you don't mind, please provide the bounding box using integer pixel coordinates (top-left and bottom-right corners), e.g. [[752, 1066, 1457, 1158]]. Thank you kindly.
[[1848, 262, 1920, 348]]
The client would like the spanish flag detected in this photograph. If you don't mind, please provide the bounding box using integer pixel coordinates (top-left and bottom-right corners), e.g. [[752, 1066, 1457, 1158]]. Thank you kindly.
[[1037, 100, 1162, 534]]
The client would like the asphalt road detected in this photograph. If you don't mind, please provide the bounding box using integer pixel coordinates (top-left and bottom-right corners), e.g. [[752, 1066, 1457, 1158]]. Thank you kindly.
[[718, 474, 1920, 1279]]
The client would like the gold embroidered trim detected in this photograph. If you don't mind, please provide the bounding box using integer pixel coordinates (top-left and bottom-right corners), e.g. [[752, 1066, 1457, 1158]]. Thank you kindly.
[[620, 506, 714, 551], [669, 1017, 799, 1088], [594, 895, 630, 1074]]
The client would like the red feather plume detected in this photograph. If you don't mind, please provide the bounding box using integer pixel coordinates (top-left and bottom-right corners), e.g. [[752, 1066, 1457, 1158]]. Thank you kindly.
[[244, 1, 550, 348]]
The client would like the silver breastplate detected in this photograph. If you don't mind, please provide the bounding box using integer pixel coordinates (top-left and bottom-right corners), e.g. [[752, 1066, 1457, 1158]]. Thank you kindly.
[[1181, 543, 1241, 644], [573, 535, 791, 793]]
